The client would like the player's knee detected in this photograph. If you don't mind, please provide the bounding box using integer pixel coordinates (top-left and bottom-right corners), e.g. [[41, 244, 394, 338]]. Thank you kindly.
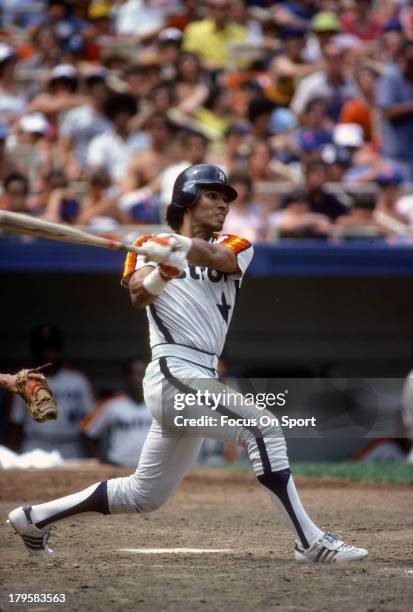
[[134, 494, 165, 513]]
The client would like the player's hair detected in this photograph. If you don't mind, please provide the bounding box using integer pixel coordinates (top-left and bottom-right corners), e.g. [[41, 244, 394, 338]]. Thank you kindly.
[[166, 203, 186, 231]]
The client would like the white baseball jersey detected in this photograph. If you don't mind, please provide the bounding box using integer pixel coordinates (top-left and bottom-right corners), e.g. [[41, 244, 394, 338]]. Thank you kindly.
[[122, 233, 254, 357], [10, 367, 94, 459], [81, 393, 152, 467]]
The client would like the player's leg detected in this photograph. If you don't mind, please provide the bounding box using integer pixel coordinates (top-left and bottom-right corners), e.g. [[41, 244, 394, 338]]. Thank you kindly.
[[160, 358, 368, 562], [7, 421, 203, 554]]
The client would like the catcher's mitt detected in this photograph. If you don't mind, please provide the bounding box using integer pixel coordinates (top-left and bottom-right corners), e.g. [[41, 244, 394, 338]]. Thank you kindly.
[[16, 363, 58, 423]]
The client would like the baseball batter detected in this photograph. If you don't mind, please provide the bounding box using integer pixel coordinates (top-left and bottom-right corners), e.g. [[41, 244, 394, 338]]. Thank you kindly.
[[8, 164, 368, 562]]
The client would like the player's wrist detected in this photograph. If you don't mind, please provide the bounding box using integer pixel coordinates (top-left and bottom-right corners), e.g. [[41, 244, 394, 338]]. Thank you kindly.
[[143, 267, 170, 295]]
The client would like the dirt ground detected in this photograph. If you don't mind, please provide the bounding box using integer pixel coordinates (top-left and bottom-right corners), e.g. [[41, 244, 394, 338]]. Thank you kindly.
[[0, 466, 412, 612]]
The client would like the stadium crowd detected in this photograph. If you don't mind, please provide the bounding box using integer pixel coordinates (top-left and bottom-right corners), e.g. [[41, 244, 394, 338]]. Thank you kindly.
[[1, 0, 413, 241]]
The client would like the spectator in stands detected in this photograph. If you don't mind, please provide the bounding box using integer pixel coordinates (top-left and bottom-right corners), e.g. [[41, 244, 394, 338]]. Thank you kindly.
[[21, 24, 60, 71], [59, 67, 111, 180], [376, 40, 413, 181], [114, 0, 165, 40], [157, 27, 183, 81], [195, 84, 233, 140], [291, 42, 359, 122], [5, 113, 53, 177], [269, 189, 331, 239], [247, 96, 275, 140], [87, 92, 149, 182], [373, 165, 410, 234], [305, 161, 348, 220], [308, 11, 342, 60], [340, 0, 383, 42], [0, 172, 30, 213], [119, 111, 175, 195], [339, 66, 378, 144], [81, 358, 152, 467], [223, 169, 267, 243], [76, 170, 121, 228], [270, 26, 323, 107], [39, 0, 87, 55], [174, 51, 210, 115], [28, 65, 89, 132], [0, 44, 27, 123], [41, 169, 81, 223], [160, 130, 209, 209], [209, 122, 250, 174], [183, 0, 247, 69], [0, 123, 22, 181], [247, 140, 282, 184], [9, 324, 94, 459]]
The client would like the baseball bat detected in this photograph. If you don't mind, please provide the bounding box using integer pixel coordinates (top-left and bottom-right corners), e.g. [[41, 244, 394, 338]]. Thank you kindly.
[[0, 210, 146, 256]]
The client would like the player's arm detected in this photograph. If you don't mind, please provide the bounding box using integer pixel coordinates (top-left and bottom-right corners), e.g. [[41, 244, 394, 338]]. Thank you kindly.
[[0, 373, 18, 393], [0, 371, 46, 394], [187, 238, 239, 274], [128, 266, 159, 309]]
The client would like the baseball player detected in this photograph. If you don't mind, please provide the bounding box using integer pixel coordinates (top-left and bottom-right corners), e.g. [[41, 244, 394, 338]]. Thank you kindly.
[[8, 164, 368, 562]]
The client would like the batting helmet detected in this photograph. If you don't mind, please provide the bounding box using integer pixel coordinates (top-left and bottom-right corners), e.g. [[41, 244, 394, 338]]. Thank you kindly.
[[171, 164, 238, 209]]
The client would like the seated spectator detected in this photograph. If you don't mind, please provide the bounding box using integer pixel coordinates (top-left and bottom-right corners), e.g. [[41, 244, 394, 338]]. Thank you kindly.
[[269, 189, 331, 238], [295, 97, 333, 159], [183, 0, 247, 70], [340, 0, 383, 42], [157, 27, 183, 81], [114, 0, 165, 40], [81, 358, 152, 467], [160, 130, 209, 209], [247, 140, 282, 184], [39, 0, 87, 55], [9, 324, 94, 459], [87, 92, 150, 182], [223, 169, 267, 243], [59, 67, 111, 180], [339, 67, 378, 144], [0, 123, 22, 181], [321, 144, 353, 182], [76, 170, 121, 227], [270, 26, 323, 107], [208, 122, 250, 174], [0, 44, 27, 123], [335, 200, 389, 239], [9, 113, 53, 177], [119, 111, 175, 196], [331, 123, 379, 183], [41, 169, 81, 223], [376, 40, 413, 181], [28, 64, 90, 133], [21, 24, 61, 71], [0, 172, 30, 213], [291, 42, 359, 122], [174, 51, 210, 115], [195, 85, 234, 140], [247, 95, 275, 140], [305, 161, 349, 220], [308, 11, 342, 60], [373, 165, 410, 234]]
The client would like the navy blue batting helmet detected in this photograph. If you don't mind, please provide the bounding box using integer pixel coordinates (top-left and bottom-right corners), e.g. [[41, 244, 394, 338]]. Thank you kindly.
[[171, 164, 238, 209]]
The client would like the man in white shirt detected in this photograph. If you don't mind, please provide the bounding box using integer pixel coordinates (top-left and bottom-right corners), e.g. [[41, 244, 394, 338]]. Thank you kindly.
[[87, 92, 150, 182]]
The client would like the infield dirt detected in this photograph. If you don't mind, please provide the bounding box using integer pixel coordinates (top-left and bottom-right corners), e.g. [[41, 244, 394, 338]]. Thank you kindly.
[[0, 466, 412, 612]]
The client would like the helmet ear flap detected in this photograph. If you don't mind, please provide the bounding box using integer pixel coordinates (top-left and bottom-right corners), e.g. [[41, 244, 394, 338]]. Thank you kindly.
[[176, 180, 199, 208]]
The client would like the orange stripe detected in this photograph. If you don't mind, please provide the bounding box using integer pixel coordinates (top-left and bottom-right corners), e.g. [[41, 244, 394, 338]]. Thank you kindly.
[[122, 234, 152, 280], [218, 234, 251, 255]]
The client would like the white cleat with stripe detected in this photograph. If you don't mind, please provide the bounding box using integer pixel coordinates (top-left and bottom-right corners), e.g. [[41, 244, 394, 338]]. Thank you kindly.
[[294, 532, 368, 563], [7, 505, 53, 556]]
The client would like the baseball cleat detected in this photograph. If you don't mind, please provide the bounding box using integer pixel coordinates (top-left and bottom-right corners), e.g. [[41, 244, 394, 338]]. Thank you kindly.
[[7, 504, 53, 556], [294, 532, 368, 563]]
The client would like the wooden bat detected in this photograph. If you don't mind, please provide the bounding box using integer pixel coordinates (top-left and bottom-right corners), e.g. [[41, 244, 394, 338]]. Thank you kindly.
[[0, 210, 146, 256]]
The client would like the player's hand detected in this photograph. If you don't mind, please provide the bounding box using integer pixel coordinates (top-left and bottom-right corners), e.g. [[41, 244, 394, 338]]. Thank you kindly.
[[139, 234, 192, 263], [139, 235, 176, 264], [159, 250, 188, 279]]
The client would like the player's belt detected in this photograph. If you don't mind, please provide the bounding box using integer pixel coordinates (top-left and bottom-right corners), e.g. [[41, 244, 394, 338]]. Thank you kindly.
[[151, 343, 218, 371]]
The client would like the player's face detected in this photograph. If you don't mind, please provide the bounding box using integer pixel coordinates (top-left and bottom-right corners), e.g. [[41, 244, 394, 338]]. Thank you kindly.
[[191, 189, 229, 232]]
